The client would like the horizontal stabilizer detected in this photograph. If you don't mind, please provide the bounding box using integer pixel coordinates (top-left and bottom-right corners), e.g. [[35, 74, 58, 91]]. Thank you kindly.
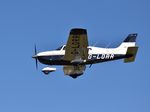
[[124, 46, 138, 63]]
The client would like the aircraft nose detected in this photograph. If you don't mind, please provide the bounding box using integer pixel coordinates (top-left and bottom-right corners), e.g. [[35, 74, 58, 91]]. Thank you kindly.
[[32, 55, 38, 59]]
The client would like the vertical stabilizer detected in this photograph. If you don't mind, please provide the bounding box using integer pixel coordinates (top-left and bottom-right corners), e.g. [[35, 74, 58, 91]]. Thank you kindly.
[[119, 33, 137, 48]]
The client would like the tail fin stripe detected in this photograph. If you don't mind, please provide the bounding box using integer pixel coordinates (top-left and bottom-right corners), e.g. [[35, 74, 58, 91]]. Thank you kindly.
[[124, 33, 137, 42]]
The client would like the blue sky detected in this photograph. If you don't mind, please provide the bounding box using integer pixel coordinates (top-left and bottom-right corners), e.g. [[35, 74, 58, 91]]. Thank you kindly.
[[0, 0, 150, 112]]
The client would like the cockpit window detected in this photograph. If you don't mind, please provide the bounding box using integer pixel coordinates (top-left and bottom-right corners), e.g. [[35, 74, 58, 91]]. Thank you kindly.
[[56, 45, 66, 50], [56, 46, 63, 50], [63, 46, 66, 50]]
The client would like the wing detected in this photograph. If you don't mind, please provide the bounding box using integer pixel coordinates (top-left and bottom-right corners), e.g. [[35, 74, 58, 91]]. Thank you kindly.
[[63, 28, 89, 62], [63, 65, 86, 78]]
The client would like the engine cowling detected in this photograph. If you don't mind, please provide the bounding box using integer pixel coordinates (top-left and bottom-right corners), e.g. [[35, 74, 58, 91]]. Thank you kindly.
[[42, 67, 56, 75]]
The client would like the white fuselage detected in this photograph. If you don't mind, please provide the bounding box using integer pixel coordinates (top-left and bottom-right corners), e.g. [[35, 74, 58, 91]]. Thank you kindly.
[[35, 42, 135, 66]]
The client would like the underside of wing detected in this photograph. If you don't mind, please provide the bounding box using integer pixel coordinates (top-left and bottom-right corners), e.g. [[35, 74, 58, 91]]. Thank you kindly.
[[63, 65, 86, 78], [63, 28, 89, 64]]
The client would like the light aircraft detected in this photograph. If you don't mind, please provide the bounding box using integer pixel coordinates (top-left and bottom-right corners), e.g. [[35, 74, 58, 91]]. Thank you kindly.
[[32, 28, 138, 78]]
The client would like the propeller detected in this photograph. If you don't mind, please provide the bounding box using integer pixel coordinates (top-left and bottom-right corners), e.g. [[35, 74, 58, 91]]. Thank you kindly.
[[32, 44, 38, 69]]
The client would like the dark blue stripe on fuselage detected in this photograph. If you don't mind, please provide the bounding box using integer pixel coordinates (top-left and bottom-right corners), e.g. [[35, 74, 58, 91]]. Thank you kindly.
[[37, 54, 130, 65]]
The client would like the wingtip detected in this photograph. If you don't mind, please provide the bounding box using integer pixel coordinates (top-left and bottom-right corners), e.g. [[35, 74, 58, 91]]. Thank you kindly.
[[70, 28, 87, 35]]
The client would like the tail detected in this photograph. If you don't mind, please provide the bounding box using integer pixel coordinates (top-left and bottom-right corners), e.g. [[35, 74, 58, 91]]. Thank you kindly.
[[118, 33, 138, 63], [119, 33, 137, 48], [124, 46, 138, 63]]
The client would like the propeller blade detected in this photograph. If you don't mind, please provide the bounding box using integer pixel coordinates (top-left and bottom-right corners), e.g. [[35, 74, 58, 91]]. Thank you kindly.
[[36, 57, 38, 69], [33, 44, 38, 70], [34, 44, 37, 55]]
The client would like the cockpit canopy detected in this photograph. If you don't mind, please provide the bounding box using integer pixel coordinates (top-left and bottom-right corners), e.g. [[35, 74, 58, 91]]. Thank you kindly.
[[56, 45, 66, 50]]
